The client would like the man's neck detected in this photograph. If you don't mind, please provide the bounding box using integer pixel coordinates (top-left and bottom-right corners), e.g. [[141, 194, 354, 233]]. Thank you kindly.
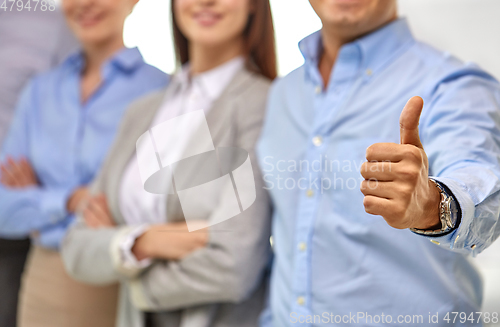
[[318, 16, 397, 88], [318, 27, 348, 88]]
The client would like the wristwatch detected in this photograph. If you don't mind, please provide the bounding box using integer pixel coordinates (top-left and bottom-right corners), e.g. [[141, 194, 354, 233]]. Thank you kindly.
[[410, 179, 459, 236]]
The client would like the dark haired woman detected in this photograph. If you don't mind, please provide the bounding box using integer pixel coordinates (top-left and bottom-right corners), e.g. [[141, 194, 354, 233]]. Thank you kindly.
[[62, 0, 276, 326]]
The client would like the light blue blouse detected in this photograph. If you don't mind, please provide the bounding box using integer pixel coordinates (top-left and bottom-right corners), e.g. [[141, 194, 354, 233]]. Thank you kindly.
[[0, 47, 169, 249]]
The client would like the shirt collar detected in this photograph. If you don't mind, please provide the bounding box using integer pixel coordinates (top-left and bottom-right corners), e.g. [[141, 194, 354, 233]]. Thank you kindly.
[[64, 47, 144, 74], [299, 18, 415, 84], [173, 56, 245, 100], [110, 47, 144, 72]]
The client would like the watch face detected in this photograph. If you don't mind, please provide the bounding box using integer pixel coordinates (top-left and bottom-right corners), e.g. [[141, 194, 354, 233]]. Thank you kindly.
[[433, 180, 456, 230], [448, 195, 459, 228]]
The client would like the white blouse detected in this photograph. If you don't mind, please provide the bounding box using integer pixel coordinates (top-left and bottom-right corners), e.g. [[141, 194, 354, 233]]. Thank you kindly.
[[119, 56, 245, 227]]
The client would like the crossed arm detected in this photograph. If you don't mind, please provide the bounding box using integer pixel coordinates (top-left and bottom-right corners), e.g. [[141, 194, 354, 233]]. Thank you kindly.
[[0, 83, 89, 239]]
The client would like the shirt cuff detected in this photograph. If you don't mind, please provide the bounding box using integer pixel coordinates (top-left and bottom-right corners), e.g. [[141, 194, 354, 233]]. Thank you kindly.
[[424, 176, 481, 255], [33, 215, 75, 250], [110, 225, 152, 278], [39, 188, 72, 225], [120, 225, 153, 269]]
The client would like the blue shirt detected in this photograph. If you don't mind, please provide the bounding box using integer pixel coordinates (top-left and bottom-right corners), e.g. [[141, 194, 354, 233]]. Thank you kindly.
[[257, 19, 500, 327], [0, 4, 78, 144], [0, 47, 169, 249]]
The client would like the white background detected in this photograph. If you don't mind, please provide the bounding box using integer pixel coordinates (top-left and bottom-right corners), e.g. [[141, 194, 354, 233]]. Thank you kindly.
[[123, 0, 500, 315]]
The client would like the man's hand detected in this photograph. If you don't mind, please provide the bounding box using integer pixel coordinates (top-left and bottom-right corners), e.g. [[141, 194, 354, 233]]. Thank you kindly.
[[82, 194, 115, 228], [0, 157, 38, 188], [360, 96, 441, 230], [132, 222, 208, 261]]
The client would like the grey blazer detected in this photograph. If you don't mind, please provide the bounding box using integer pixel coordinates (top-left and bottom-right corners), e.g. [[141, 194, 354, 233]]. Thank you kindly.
[[61, 68, 272, 327]]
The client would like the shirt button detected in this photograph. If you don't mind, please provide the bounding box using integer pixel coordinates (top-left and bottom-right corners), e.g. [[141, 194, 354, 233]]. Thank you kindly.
[[297, 296, 305, 306], [312, 136, 323, 147], [306, 189, 314, 197], [298, 242, 307, 251], [314, 86, 322, 94], [471, 244, 477, 250], [366, 69, 373, 76]]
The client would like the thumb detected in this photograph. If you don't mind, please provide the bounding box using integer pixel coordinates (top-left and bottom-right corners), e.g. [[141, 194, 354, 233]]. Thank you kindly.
[[399, 96, 424, 148]]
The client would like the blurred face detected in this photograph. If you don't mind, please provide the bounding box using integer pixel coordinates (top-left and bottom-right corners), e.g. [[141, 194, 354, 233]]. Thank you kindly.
[[62, 0, 138, 47], [309, 0, 397, 39], [174, 0, 252, 47]]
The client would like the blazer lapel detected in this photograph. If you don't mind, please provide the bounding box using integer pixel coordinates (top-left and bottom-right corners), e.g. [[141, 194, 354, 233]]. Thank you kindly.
[[205, 69, 254, 141], [107, 86, 177, 224]]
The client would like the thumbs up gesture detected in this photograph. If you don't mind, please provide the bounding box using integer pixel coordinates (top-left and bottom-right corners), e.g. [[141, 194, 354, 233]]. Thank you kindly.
[[360, 97, 441, 230]]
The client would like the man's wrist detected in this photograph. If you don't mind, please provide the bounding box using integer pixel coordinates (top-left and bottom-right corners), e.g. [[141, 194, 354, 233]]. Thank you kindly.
[[410, 179, 459, 237], [412, 179, 442, 230]]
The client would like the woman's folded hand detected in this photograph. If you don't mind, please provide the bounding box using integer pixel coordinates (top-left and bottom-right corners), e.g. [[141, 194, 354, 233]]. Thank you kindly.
[[132, 222, 208, 261], [0, 157, 38, 188], [82, 194, 115, 228]]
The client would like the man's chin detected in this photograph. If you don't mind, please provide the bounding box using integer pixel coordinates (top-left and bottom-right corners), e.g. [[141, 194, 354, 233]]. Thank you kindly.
[[322, 6, 367, 25], [328, 15, 365, 30]]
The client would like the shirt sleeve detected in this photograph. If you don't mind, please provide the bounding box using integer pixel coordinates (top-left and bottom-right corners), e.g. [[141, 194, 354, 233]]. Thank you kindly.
[[34, 215, 75, 249], [258, 261, 273, 327], [259, 302, 273, 327], [419, 68, 500, 256], [0, 81, 72, 238], [110, 224, 152, 276]]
